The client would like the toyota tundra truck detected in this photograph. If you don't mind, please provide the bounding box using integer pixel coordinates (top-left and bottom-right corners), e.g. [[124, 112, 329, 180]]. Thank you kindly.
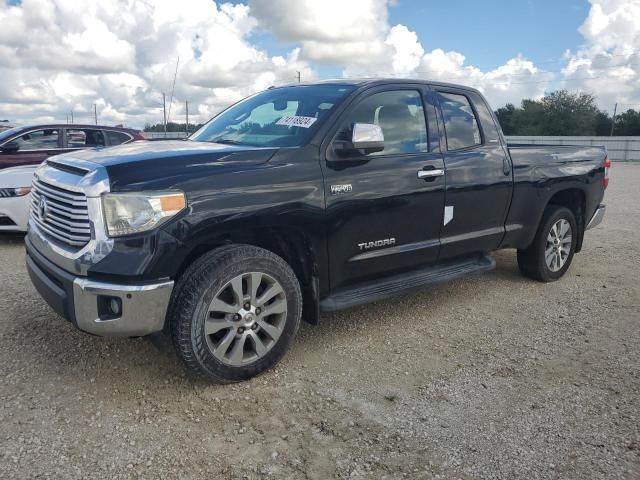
[[25, 79, 608, 383]]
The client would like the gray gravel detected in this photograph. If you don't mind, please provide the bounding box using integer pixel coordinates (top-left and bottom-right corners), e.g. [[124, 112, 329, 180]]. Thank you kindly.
[[1, 164, 638, 479]]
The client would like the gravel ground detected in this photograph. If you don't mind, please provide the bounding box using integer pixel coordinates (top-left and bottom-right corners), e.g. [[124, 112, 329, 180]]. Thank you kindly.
[[0, 164, 638, 480]]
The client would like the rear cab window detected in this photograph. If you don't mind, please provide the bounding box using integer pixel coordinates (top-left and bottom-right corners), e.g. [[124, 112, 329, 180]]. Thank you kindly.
[[437, 92, 482, 151]]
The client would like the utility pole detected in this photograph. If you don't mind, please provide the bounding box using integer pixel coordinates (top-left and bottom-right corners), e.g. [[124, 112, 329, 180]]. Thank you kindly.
[[185, 101, 189, 135], [610, 103, 618, 136], [94, 104, 98, 125], [70, 110, 74, 124], [297, 71, 301, 83], [162, 93, 167, 137]]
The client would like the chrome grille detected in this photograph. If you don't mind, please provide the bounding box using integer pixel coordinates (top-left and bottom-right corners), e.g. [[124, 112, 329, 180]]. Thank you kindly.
[[30, 178, 91, 247]]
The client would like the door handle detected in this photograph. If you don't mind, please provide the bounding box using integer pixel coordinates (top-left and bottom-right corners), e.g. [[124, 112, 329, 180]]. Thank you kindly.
[[417, 168, 444, 179]]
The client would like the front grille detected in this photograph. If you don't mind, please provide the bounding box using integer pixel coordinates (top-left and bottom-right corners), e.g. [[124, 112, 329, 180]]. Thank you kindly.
[[30, 178, 91, 247], [0, 188, 15, 198]]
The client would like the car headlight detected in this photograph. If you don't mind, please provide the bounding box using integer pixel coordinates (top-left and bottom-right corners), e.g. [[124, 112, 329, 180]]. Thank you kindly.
[[102, 191, 186, 237], [7, 187, 31, 197]]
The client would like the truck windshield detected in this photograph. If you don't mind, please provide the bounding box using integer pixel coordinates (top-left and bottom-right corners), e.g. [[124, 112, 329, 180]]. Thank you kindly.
[[190, 84, 356, 148]]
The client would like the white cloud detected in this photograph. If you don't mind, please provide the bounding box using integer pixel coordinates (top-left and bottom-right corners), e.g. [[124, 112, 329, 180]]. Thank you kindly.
[[249, 0, 391, 63], [0, 0, 638, 128], [0, 0, 314, 127], [561, 0, 640, 111], [251, 0, 555, 107]]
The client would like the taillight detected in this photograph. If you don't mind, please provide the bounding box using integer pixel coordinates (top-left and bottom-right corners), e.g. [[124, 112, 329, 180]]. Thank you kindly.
[[603, 157, 611, 189]]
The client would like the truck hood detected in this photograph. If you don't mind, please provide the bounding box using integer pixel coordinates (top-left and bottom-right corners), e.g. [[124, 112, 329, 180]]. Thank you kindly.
[[50, 140, 276, 168], [47, 140, 280, 191]]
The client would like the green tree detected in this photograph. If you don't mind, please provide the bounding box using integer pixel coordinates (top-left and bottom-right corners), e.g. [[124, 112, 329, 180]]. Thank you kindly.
[[493, 90, 621, 136], [495, 103, 517, 135], [143, 122, 203, 133], [594, 112, 613, 136], [614, 109, 640, 135], [539, 90, 599, 135]]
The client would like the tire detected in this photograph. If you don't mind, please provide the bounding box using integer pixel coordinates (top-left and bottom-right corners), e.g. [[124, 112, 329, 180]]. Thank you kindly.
[[170, 244, 302, 383], [517, 205, 578, 282]]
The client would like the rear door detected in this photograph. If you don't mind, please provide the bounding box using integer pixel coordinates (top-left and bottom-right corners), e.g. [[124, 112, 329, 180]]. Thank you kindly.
[[433, 88, 513, 259], [321, 85, 445, 290], [0, 128, 62, 169]]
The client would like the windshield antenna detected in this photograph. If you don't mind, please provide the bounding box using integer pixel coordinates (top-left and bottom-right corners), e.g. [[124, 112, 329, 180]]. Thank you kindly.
[[167, 56, 180, 125]]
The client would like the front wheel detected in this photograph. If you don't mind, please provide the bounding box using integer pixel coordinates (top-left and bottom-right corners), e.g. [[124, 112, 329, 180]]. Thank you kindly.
[[517, 206, 578, 282], [170, 245, 302, 383]]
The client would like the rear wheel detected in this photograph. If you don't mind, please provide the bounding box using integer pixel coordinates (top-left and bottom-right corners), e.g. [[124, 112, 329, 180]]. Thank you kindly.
[[170, 245, 302, 383], [517, 206, 577, 282]]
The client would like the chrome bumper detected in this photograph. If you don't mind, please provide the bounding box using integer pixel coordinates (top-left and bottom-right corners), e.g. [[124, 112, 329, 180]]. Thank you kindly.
[[586, 204, 606, 230], [26, 237, 173, 337], [73, 278, 174, 337]]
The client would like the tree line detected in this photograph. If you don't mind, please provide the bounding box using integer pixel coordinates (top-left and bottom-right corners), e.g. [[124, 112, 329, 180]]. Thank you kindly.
[[144, 121, 204, 133], [495, 90, 640, 136]]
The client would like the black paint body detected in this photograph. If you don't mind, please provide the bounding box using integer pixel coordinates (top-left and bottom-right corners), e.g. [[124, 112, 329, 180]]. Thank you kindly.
[[36, 80, 608, 309]]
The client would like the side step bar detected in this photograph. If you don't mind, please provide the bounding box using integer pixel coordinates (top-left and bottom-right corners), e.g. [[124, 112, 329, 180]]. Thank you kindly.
[[320, 254, 495, 312]]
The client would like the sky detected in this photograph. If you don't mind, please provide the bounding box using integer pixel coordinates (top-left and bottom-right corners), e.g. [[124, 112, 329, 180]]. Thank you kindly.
[[0, 0, 639, 128]]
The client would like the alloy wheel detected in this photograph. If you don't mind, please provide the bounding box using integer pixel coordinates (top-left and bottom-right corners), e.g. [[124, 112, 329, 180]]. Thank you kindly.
[[204, 272, 287, 366], [545, 219, 572, 272]]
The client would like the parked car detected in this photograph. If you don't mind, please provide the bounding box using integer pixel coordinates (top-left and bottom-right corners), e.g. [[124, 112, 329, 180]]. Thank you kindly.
[[0, 165, 36, 231], [25, 79, 608, 383], [0, 124, 145, 170]]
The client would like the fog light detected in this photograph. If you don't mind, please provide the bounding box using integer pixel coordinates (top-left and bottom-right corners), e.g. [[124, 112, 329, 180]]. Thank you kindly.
[[97, 295, 122, 320], [109, 297, 122, 316]]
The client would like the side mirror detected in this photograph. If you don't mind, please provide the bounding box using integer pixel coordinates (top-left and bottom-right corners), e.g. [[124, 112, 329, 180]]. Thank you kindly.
[[0, 141, 19, 153], [333, 123, 384, 157], [352, 123, 384, 152]]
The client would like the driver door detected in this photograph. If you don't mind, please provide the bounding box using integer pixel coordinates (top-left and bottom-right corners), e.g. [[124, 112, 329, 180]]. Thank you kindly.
[[321, 86, 446, 290]]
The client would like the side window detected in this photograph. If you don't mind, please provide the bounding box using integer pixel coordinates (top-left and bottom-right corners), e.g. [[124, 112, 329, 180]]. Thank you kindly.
[[337, 90, 428, 156], [67, 129, 105, 148], [14, 129, 59, 150], [469, 92, 500, 143], [106, 130, 132, 146], [438, 92, 482, 150]]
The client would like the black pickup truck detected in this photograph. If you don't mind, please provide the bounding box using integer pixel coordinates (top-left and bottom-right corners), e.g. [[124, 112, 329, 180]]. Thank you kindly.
[[25, 79, 608, 383]]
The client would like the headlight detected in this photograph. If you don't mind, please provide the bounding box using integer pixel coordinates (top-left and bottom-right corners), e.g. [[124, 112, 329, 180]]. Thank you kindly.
[[2, 187, 31, 197], [102, 191, 186, 237]]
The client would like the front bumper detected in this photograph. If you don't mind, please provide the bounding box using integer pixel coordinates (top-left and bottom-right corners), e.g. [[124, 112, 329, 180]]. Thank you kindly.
[[586, 204, 606, 230], [0, 194, 31, 232], [26, 237, 174, 337]]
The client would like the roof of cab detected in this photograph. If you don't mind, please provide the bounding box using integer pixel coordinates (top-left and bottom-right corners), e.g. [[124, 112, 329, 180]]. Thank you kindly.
[[280, 78, 482, 94]]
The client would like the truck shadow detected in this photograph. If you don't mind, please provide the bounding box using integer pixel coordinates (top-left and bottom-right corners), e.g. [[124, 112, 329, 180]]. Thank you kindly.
[[0, 232, 25, 246], [10, 250, 530, 389]]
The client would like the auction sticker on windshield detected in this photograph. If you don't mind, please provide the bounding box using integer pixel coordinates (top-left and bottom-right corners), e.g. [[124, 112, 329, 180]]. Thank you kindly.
[[276, 115, 318, 128]]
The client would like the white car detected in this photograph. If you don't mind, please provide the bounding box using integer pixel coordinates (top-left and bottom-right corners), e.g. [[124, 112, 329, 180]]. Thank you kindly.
[[0, 165, 36, 232]]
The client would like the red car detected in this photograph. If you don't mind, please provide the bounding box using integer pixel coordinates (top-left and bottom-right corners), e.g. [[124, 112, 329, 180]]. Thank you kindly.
[[0, 124, 145, 170]]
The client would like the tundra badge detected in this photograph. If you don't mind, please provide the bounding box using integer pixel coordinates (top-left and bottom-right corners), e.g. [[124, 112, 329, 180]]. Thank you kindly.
[[358, 238, 396, 251]]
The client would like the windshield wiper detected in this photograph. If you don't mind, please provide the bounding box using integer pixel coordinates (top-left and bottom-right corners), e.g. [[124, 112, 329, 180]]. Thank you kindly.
[[210, 138, 249, 146]]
